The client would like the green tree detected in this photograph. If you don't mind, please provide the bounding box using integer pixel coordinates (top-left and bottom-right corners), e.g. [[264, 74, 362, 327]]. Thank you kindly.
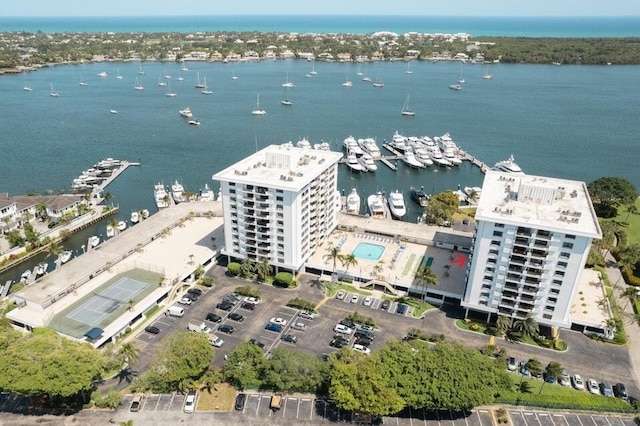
[[263, 348, 328, 393], [222, 342, 267, 389], [414, 266, 439, 302], [5, 230, 25, 248], [341, 253, 358, 274], [617, 243, 640, 275], [524, 358, 543, 378], [118, 342, 140, 368], [496, 315, 511, 336], [619, 286, 639, 312], [542, 361, 563, 394], [512, 314, 539, 339], [239, 258, 256, 279], [0, 327, 106, 400], [323, 243, 345, 276], [254, 258, 272, 282], [593, 220, 617, 258], [624, 202, 639, 221], [23, 222, 40, 244], [199, 368, 222, 394], [35, 201, 48, 221], [588, 177, 637, 217]]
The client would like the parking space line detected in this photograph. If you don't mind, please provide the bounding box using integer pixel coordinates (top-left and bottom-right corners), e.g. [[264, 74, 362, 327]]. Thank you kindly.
[[306, 398, 313, 420], [154, 394, 162, 411], [255, 394, 261, 416], [576, 415, 585, 426]]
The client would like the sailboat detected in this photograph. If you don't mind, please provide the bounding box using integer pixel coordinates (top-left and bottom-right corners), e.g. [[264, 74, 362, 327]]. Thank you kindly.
[[405, 61, 413, 74], [138, 61, 145, 75], [281, 88, 293, 106], [373, 74, 384, 88], [134, 76, 144, 90], [23, 75, 32, 91], [356, 63, 363, 76], [115, 68, 123, 80], [231, 69, 238, 80], [457, 63, 466, 84], [194, 72, 205, 88], [180, 60, 188, 71], [165, 81, 177, 97], [79, 73, 88, 86], [282, 71, 295, 88], [401, 95, 415, 116], [483, 64, 493, 79], [342, 75, 353, 87], [251, 94, 266, 115], [309, 61, 318, 75], [158, 75, 167, 87], [201, 77, 212, 95], [176, 69, 184, 81], [49, 82, 59, 97]]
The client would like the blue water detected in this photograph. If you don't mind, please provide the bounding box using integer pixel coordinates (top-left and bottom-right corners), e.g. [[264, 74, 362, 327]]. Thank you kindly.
[[1, 16, 639, 37], [353, 242, 386, 261], [2, 60, 639, 282]]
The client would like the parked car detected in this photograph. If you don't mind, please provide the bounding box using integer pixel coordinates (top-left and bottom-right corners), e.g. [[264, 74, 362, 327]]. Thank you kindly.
[[572, 374, 585, 391], [228, 312, 244, 322], [380, 300, 391, 311], [184, 292, 199, 302], [336, 290, 346, 300], [544, 373, 556, 383], [559, 369, 571, 387], [587, 379, 600, 395], [600, 383, 614, 397], [354, 330, 374, 340], [217, 324, 234, 334], [299, 311, 315, 320], [613, 383, 628, 400], [359, 325, 375, 332], [281, 334, 298, 344], [363, 296, 373, 307], [334, 324, 353, 334], [249, 339, 265, 348], [216, 302, 233, 311], [240, 302, 256, 311], [350, 294, 359, 304], [352, 344, 371, 355], [235, 393, 247, 411], [130, 393, 144, 412], [270, 317, 287, 326], [396, 303, 408, 315], [205, 312, 222, 323], [188, 288, 203, 297], [330, 337, 349, 348], [519, 361, 530, 376], [339, 319, 356, 329], [183, 391, 196, 413], [292, 322, 307, 331], [145, 325, 160, 334], [178, 297, 192, 305], [354, 336, 373, 347], [507, 356, 518, 371], [265, 323, 283, 333]]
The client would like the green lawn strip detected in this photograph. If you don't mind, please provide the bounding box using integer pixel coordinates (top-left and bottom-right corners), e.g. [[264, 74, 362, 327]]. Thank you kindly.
[[497, 374, 634, 412], [401, 254, 416, 276], [455, 320, 546, 347], [400, 297, 436, 317], [605, 197, 640, 245], [325, 282, 372, 297]]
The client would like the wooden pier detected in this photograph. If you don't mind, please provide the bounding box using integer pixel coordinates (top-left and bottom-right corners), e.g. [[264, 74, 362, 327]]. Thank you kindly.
[[96, 161, 141, 192], [459, 150, 490, 173]]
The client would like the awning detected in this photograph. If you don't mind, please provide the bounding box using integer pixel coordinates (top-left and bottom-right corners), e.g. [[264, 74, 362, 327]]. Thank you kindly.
[[84, 327, 103, 340]]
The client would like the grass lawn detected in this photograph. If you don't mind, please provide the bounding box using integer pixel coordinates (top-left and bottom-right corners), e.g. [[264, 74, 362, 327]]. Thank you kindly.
[[497, 374, 634, 412], [325, 282, 372, 298], [606, 197, 640, 245], [196, 382, 236, 412]]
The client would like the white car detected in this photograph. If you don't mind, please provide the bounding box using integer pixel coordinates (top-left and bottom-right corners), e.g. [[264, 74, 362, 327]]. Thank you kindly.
[[363, 296, 373, 307], [244, 296, 260, 304], [178, 297, 192, 305], [183, 391, 196, 413], [350, 294, 359, 304], [559, 369, 571, 387], [334, 324, 353, 334], [587, 379, 600, 395], [572, 374, 585, 391], [359, 325, 375, 332], [270, 317, 287, 326], [352, 344, 371, 355], [208, 335, 224, 347]]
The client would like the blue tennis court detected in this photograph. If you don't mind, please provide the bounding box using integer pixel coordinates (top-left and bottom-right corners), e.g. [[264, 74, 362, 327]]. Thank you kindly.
[[66, 277, 148, 326]]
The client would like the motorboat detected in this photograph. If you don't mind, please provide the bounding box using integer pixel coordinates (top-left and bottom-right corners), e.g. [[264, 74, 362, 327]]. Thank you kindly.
[[413, 146, 433, 167], [493, 154, 524, 174], [313, 141, 331, 151], [296, 138, 312, 149], [110, 110, 118, 114], [141, 209, 150, 219], [391, 131, 409, 151], [117, 221, 127, 231], [345, 188, 361, 215], [172, 180, 186, 203], [358, 137, 381, 159], [106, 225, 115, 238], [402, 150, 424, 169], [179, 108, 193, 118], [199, 183, 215, 202], [131, 211, 140, 224], [367, 192, 386, 219], [342, 136, 364, 156], [97, 71, 108, 78], [449, 84, 462, 91], [342, 78, 353, 87], [345, 153, 366, 173], [387, 190, 407, 219], [410, 187, 430, 207], [154, 183, 169, 209], [360, 153, 378, 172], [20, 269, 32, 282], [89, 235, 101, 248], [188, 119, 201, 126], [34, 262, 48, 277], [59, 250, 73, 264], [281, 98, 293, 106]]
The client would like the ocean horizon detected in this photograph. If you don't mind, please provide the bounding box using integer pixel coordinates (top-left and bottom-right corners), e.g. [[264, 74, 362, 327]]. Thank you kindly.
[[1, 15, 639, 37]]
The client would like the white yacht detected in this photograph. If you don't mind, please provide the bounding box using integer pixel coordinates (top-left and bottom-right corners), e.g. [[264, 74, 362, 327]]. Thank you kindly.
[[387, 190, 407, 219], [199, 183, 215, 201], [251, 94, 266, 115], [134, 77, 144, 90], [154, 183, 169, 209], [106, 225, 115, 238], [117, 221, 127, 231], [390, 131, 409, 151], [35, 262, 48, 277], [493, 154, 524, 174], [179, 107, 193, 118], [413, 146, 433, 167], [97, 71, 108, 78], [131, 211, 140, 224], [282, 72, 295, 88], [20, 269, 32, 282], [345, 188, 361, 215], [345, 153, 366, 173], [342, 136, 364, 156], [402, 150, 424, 169], [360, 153, 378, 172], [89, 235, 101, 248], [296, 138, 312, 149], [358, 137, 381, 159], [59, 250, 73, 264], [367, 192, 386, 219], [313, 141, 331, 151], [172, 180, 186, 203]]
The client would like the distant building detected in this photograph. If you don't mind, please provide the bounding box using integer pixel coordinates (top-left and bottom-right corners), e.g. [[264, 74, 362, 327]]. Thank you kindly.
[[213, 144, 343, 273], [461, 171, 602, 329]]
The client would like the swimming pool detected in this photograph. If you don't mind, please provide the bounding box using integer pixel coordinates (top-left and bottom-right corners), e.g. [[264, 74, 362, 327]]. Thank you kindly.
[[352, 242, 386, 261]]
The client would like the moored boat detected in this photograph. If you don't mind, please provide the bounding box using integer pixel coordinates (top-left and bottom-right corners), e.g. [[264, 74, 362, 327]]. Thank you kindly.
[[345, 188, 361, 215], [89, 235, 100, 248], [172, 180, 186, 203], [154, 183, 169, 209], [367, 192, 386, 219], [131, 211, 140, 224], [59, 250, 73, 264], [117, 221, 127, 231], [387, 190, 407, 219], [179, 107, 193, 118], [409, 186, 430, 207], [402, 150, 424, 169], [106, 225, 115, 238], [493, 154, 524, 175], [346, 153, 366, 173], [35, 262, 48, 277], [360, 153, 378, 172], [199, 183, 215, 202]]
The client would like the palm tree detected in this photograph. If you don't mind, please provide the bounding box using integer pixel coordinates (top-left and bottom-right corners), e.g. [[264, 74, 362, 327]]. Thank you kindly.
[[254, 258, 272, 282], [620, 286, 639, 312], [542, 361, 563, 394], [118, 342, 140, 368], [341, 254, 358, 275], [199, 368, 222, 394], [45, 241, 65, 269], [323, 243, 345, 278], [525, 358, 543, 378], [108, 218, 120, 233], [625, 203, 639, 221], [103, 192, 113, 204], [512, 314, 539, 339], [35, 201, 47, 221], [239, 258, 256, 279], [414, 265, 439, 302], [496, 315, 511, 336], [616, 244, 640, 281]]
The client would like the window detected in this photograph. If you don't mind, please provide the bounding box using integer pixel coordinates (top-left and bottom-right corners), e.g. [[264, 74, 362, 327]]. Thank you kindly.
[[493, 231, 503, 237], [550, 288, 560, 295], [544, 305, 555, 312], [276, 196, 283, 202], [559, 252, 570, 259], [557, 261, 568, 268], [495, 223, 505, 228], [555, 271, 565, 277], [552, 279, 563, 286], [491, 240, 501, 246], [543, 313, 553, 320], [565, 234, 576, 239], [562, 242, 574, 249]]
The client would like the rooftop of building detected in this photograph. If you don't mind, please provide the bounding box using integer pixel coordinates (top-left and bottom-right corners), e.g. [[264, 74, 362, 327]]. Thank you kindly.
[[476, 171, 602, 238], [212, 144, 343, 192]]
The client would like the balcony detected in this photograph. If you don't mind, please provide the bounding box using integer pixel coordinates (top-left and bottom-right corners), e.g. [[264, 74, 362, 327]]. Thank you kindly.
[[514, 237, 530, 246]]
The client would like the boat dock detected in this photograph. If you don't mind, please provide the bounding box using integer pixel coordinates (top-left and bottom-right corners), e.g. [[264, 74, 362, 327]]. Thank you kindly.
[[97, 161, 141, 191], [458, 149, 490, 174]]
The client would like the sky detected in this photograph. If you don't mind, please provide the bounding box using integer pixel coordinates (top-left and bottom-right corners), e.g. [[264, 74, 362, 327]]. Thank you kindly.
[[2, 0, 639, 17]]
